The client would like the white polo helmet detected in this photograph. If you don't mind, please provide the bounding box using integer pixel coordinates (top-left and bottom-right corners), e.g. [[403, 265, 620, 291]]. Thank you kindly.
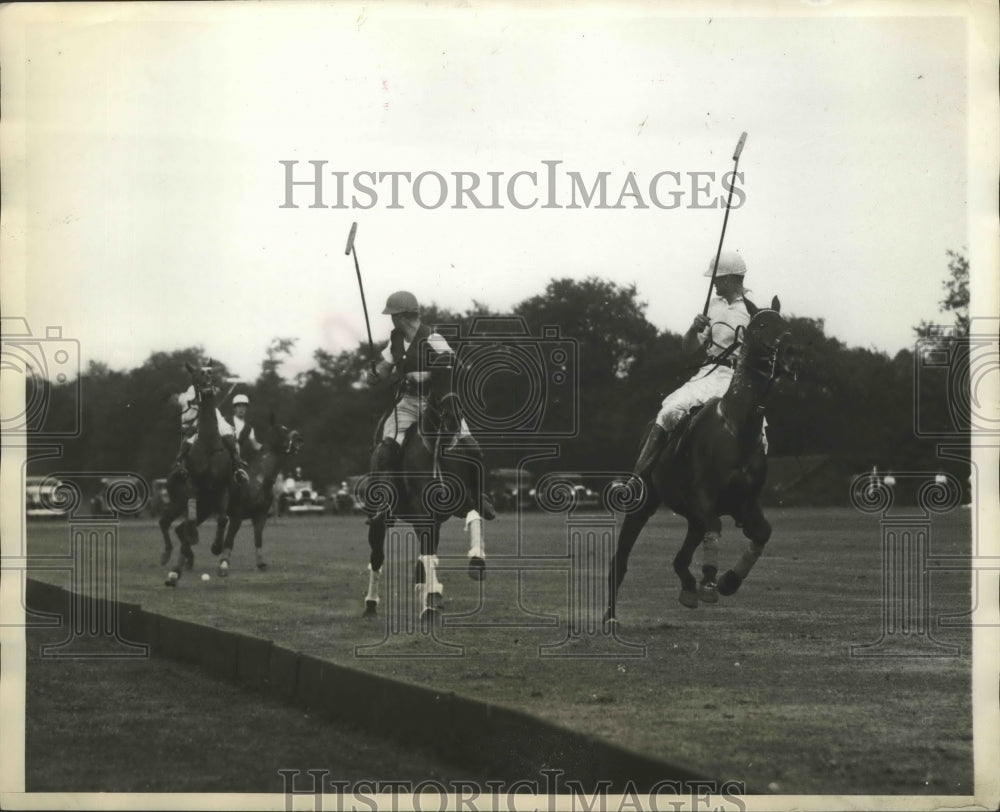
[[233, 394, 249, 406], [704, 250, 747, 277]]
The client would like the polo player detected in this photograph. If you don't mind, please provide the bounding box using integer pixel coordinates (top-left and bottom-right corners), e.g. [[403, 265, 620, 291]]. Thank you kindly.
[[231, 393, 262, 460], [366, 290, 494, 519], [634, 250, 766, 477], [172, 380, 250, 484]]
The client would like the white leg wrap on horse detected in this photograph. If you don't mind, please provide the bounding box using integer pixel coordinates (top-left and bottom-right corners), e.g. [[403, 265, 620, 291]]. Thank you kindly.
[[733, 541, 766, 579], [465, 510, 485, 559], [701, 532, 720, 570], [418, 554, 443, 594], [365, 563, 382, 604]]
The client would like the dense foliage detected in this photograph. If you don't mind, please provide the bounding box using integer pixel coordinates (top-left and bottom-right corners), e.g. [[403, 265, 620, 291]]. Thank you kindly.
[[27, 255, 972, 503]]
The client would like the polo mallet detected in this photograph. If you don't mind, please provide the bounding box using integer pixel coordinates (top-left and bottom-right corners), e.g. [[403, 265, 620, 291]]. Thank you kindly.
[[703, 131, 748, 316], [345, 222, 378, 374]]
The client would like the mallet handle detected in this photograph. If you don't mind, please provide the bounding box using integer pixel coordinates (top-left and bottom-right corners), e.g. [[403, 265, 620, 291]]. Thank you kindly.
[[703, 132, 748, 317], [346, 222, 378, 373]]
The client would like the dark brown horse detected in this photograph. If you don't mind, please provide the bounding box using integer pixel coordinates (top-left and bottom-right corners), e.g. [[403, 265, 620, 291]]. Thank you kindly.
[[161, 362, 237, 586], [605, 298, 795, 622], [362, 384, 491, 621], [212, 416, 303, 575]]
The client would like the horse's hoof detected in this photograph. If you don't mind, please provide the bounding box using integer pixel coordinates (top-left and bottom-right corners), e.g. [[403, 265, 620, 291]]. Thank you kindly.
[[164, 571, 180, 587], [678, 589, 699, 609], [603, 609, 618, 630], [420, 606, 442, 630], [468, 556, 486, 581], [256, 561, 268, 571], [426, 592, 445, 611], [210, 542, 222, 556], [699, 582, 719, 604], [218, 560, 229, 577], [183, 556, 194, 571], [718, 570, 743, 596], [362, 600, 378, 618]]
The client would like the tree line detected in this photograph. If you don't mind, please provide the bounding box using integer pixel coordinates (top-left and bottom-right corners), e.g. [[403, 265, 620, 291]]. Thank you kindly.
[[28, 253, 971, 504]]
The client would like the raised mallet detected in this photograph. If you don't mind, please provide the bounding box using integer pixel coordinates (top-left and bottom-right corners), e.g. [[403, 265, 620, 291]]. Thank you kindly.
[[345, 222, 377, 373], [703, 131, 748, 316]]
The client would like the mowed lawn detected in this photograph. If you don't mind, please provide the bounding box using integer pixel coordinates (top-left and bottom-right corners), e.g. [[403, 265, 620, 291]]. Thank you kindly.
[[22, 506, 974, 795]]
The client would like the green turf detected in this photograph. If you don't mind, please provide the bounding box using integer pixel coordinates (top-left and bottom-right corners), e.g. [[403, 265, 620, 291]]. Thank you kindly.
[[22, 507, 974, 795]]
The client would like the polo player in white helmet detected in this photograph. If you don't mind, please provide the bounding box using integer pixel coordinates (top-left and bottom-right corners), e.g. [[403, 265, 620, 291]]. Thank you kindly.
[[634, 250, 764, 477], [231, 393, 262, 458], [366, 290, 494, 518]]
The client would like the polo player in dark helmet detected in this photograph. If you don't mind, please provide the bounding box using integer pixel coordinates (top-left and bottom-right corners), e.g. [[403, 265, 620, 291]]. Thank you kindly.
[[365, 290, 494, 519]]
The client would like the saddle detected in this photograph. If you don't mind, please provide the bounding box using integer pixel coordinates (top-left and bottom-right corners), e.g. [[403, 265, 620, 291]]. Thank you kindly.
[[664, 401, 715, 460]]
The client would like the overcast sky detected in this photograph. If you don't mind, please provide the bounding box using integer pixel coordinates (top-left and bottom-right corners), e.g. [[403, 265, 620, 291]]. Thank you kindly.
[[3, 1, 996, 382]]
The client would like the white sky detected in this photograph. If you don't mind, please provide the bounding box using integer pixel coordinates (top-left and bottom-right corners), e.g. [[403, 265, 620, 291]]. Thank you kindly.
[[3, 1, 996, 381]]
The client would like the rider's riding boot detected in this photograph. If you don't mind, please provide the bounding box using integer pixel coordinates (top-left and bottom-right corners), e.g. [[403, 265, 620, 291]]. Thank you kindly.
[[480, 492, 496, 521], [172, 439, 192, 477], [633, 423, 670, 478], [367, 438, 402, 524], [222, 434, 250, 484]]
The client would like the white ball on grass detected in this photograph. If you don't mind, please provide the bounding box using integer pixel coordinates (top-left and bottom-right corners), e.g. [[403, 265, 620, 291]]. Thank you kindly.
[[201, 573, 211, 581]]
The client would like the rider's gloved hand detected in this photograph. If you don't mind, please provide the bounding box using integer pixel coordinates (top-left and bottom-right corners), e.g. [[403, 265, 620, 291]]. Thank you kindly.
[[690, 314, 710, 333]]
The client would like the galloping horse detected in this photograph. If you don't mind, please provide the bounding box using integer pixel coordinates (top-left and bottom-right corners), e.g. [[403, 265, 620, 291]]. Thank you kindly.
[[161, 362, 239, 586], [363, 380, 491, 620], [605, 298, 794, 622], [211, 416, 303, 576]]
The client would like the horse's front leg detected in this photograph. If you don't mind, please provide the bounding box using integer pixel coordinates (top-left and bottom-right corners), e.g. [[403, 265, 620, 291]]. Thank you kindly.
[[414, 520, 444, 620], [252, 513, 268, 570], [363, 515, 387, 617], [718, 501, 771, 596], [158, 501, 184, 565], [605, 492, 658, 624], [211, 512, 229, 556], [673, 517, 715, 609], [217, 515, 242, 577], [464, 509, 485, 581]]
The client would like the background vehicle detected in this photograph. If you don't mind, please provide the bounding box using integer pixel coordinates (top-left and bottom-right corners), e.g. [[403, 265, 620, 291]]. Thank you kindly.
[[528, 473, 601, 510], [327, 476, 366, 514], [25, 475, 69, 519], [486, 468, 538, 512], [278, 475, 326, 516]]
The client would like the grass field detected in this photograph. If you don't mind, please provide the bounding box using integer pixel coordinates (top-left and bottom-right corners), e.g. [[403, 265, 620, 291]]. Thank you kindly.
[[22, 506, 974, 796]]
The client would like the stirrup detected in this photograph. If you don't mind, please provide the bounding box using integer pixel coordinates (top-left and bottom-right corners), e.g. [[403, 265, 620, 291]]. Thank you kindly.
[[233, 467, 249, 484]]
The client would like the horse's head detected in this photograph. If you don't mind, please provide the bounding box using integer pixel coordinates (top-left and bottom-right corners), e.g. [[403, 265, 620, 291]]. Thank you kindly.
[[265, 413, 304, 456], [185, 360, 218, 403], [739, 297, 795, 382]]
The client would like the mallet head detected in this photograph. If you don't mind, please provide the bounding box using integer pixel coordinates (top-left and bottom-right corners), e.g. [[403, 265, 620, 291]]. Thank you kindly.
[[733, 131, 747, 161], [345, 222, 358, 255]]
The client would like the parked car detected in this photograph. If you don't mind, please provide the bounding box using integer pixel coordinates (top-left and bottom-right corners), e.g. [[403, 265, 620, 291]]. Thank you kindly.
[[25, 475, 69, 519], [486, 468, 538, 511], [88, 476, 151, 516], [278, 476, 327, 516], [327, 475, 366, 514], [529, 473, 601, 510]]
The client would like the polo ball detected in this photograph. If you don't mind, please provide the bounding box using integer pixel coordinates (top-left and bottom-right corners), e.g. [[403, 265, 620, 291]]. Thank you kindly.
[[201, 573, 211, 581]]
